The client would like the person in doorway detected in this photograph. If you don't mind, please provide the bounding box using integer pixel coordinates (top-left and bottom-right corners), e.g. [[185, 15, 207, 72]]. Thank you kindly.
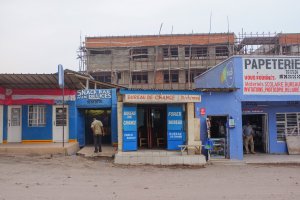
[[91, 118, 105, 153], [243, 121, 256, 154]]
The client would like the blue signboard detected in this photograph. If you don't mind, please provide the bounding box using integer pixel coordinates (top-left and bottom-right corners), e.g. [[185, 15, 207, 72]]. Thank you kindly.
[[76, 89, 112, 108], [122, 105, 137, 151], [167, 104, 185, 150]]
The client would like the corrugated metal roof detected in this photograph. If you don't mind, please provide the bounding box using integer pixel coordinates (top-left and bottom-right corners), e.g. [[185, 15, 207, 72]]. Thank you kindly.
[[0, 69, 126, 90]]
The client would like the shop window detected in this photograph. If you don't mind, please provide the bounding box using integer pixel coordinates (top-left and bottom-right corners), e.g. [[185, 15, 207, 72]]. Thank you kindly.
[[28, 105, 46, 127], [164, 71, 179, 83], [185, 47, 208, 58], [130, 48, 148, 60], [162, 47, 178, 59], [276, 113, 300, 141], [132, 72, 148, 84], [90, 50, 111, 55], [216, 46, 229, 57], [92, 72, 111, 83]]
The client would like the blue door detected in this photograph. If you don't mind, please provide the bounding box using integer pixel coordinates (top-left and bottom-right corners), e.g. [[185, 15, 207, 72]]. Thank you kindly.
[[167, 104, 185, 150], [122, 105, 137, 151]]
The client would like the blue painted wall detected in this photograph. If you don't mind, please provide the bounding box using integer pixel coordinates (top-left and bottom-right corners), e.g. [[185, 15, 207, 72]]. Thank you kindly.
[[195, 92, 243, 160], [242, 101, 300, 153], [68, 101, 76, 140], [21, 105, 52, 140], [195, 57, 236, 89], [3, 105, 7, 141], [111, 89, 118, 144], [75, 89, 118, 147], [195, 56, 300, 159]]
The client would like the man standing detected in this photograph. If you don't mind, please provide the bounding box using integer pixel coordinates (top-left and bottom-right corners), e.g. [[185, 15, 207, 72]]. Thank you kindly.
[[91, 118, 105, 153], [243, 121, 256, 154]]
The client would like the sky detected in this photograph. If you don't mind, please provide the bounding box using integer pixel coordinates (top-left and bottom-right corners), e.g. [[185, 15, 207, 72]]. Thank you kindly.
[[0, 0, 299, 74]]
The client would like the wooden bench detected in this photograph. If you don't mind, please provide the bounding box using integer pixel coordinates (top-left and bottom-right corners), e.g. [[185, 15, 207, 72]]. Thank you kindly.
[[178, 144, 202, 155]]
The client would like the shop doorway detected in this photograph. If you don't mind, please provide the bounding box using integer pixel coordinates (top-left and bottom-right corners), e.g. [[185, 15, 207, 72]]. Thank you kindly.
[[84, 109, 111, 145], [207, 115, 229, 159], [242, 114, 268, 153], [137, 105, 167, 149], [7, 105, 22, 143]]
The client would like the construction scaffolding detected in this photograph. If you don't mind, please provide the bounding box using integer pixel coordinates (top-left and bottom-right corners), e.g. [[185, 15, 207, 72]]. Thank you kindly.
[[77, 32, 300, 90]]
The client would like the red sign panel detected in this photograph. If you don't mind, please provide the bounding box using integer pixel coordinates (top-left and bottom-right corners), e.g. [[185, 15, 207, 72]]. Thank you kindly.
[[200, 108, 206, 115]]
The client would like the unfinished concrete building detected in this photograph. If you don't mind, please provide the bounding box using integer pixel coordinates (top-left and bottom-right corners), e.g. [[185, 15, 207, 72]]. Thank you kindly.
[[81, 33, 235, 89], [79, 32, 300, 89], [236, 33, 300, 55]]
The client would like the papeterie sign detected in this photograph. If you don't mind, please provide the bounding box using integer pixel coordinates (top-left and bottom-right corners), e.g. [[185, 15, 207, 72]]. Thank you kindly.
[[243, 58, 300, 95]]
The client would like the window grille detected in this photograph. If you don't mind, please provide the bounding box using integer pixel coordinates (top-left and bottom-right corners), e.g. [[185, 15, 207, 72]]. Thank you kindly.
[[28, 105, 46, 127], [276, 113, 300, 141]]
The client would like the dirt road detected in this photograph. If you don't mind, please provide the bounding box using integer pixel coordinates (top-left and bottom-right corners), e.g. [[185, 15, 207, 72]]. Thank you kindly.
[[0, 155, 299, 200]]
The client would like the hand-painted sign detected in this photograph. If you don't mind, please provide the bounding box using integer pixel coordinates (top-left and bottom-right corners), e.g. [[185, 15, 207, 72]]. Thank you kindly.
[[76, 89, 112, 107], [167, 104, 185, 150], [220, 61, 234, 87], [122, 105, 137, 151], [123, 108, 137, 132], [168, 131, 183, 140], [243, 58, 300, 95], [123, 94, 201, 103]]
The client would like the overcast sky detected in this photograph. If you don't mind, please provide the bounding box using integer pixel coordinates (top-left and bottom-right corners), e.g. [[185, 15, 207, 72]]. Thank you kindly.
[[0, 0, 299, 74]]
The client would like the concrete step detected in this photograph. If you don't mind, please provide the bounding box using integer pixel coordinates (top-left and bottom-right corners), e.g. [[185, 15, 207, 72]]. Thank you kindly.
[[77, 146, 115, 158], [208, 159, 246, 166], [114, 151, 206, 166]]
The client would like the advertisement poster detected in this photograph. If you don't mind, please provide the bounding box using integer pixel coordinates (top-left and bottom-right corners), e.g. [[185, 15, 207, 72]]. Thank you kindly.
[[243, 58, 300, 95]]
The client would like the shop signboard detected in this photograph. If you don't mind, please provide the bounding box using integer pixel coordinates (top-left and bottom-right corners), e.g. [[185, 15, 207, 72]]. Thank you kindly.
[[122, 105, 137, 151], [76, 89, 112, 107], [167, 105, 185, 150], [123, 94, 201, 103], [243, 57, 300, 95]]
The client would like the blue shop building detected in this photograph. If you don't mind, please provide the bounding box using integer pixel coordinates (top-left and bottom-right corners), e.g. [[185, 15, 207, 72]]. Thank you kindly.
[[0, 70, 122, 148], [76, 88, 119, 147], [118, 89, 202, 152], [195, 56, 300, 160]]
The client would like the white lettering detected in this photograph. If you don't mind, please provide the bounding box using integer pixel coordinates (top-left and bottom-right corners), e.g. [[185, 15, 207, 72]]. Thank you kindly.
[[168, 112, 181, 116]]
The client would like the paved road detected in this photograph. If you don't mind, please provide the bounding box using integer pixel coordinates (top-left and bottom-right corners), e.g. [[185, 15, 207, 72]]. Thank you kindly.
[[0, 155, 299, 200]]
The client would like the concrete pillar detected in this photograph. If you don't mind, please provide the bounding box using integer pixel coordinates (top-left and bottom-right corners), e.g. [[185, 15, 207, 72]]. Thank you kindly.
[[186, 103, 201, 155], [117, 102, 123, 151]]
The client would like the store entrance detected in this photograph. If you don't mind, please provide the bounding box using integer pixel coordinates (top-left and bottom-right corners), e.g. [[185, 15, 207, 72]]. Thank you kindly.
[[242, 114, 268, 153], [85, 109, 111, 145], [207, 115, 229, 159], [137, 105, 167, 149]]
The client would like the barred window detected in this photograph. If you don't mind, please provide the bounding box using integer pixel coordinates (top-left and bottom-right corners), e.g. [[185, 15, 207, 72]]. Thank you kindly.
[[28, 105, 46, 127], [164, 71, 179, 83], [132, 72, 148, 84], [185, 47, 208, 58], [216, 46, 229, 57], [276, 113, 300, 141], [130, 48, 148, 60]]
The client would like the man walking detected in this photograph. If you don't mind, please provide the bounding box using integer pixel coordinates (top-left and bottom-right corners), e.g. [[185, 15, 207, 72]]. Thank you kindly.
[[91, 118, 105, 153], [243, 121, 256, 154]]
